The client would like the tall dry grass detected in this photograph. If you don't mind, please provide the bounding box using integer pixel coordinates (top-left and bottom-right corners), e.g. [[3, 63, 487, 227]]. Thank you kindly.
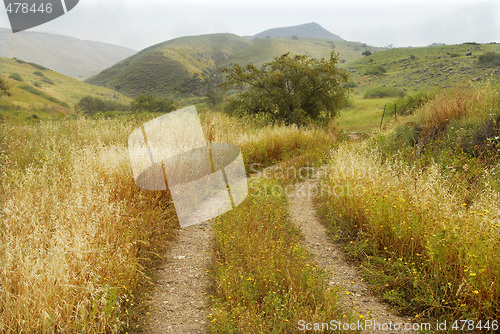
[[0, 111, 337, 332], [0, 119, 176, 333], [317, 142, 500, 321]]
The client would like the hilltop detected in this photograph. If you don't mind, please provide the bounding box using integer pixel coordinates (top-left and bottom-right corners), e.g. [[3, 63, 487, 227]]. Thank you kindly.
[[249, 22, 343, 40], [0, 28, 136, 79]]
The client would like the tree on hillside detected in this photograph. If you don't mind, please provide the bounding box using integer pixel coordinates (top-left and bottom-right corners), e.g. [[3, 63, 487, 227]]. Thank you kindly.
[[220, 52, 350, 125], [362, 50, 372, 57], [0, 77, 11, 97]]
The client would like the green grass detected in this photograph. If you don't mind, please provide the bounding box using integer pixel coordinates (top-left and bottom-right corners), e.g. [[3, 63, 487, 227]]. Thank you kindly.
[[316, 85, 500, 327], [19, 84, 70, 108], [363, 86, 406, 99], [210, 178, 353, 333], [348, 43, 500, 94], [0, 57, 131, 111]]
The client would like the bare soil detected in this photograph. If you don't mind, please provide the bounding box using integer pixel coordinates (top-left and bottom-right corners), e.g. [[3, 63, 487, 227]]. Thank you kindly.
[[142, 222, 213, 334]]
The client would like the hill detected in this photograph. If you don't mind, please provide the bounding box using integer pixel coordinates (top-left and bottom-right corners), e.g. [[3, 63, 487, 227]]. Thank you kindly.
[[0, 27, 137, 79], [86, 33, 252, 98], [87, 32, 380, 98], [347, 43, 500, 93], [0, 57, 131, 115], [249, 22, 343, 40]]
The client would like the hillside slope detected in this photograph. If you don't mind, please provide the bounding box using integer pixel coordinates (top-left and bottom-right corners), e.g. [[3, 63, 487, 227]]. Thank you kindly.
[[223, 37, 379, 69], [86, 33, 252, 98], [87, 33, 380, 98], [0, 28, 136, 79], [0, 57, 130, 113], [348, 43, 500, 92]]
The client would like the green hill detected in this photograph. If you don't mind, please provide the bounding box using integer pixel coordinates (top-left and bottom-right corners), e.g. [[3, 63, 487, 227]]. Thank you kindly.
[[86, 33, 381, 98], [0, 57, 130, 115], [86, 33, 252, 98], [347, 43, 500, 93]]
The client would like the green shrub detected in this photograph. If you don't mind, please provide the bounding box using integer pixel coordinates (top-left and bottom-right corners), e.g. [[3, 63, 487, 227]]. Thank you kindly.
[[28, 62, 47, 70], [9, 73, 23, 82], [364, 65, 387, 75], [41, 77, 54, 85], [130, 93, 176, 113], [33, 71, 45, 77], [476, 51, 500, 68], [364, 86, 405, 99], [394, 90, 436, 115], [19, 84, 69, 108], [76, 95, 130, 115]]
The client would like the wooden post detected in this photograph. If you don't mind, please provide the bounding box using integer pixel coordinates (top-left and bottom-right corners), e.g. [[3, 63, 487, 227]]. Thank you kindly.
[[379, 105, 386, 129]]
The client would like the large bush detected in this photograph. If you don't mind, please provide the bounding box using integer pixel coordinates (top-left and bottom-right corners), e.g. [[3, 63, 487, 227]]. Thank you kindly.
[[476, 51, 500, 68], [130, 93, 176, 113], [76, 95, 129, 115], [221, 52, 350, 125]]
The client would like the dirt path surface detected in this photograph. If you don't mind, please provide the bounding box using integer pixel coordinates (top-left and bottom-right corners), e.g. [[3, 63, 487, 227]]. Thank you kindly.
[[142, 173, 415, 333], [142, 222, 213, 334], [289, 178, 416, 333]]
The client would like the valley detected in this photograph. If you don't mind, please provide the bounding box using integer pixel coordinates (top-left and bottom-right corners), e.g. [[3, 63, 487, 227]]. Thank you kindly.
[[0, 22, 499, 333]]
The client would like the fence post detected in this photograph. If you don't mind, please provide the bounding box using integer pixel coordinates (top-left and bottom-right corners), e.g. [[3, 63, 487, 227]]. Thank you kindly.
[[379, 105, 386, 129]]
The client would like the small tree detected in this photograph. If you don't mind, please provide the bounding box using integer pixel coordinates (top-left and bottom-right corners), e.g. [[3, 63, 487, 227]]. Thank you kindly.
[[362, 50, 372, 57], [220, 52, 350, 125], [0, 77, 11, 97]]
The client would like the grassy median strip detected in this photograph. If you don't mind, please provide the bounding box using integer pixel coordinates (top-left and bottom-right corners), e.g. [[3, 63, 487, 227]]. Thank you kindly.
[[209, 178, 355, 333]]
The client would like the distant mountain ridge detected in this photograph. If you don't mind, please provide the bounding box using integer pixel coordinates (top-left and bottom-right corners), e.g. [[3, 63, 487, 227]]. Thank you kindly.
[[249, 22, 343, 41], [0, 27, 137, 79]]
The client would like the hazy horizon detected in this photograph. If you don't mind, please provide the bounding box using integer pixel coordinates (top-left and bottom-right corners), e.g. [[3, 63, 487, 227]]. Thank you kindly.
[[0, 0, 499, 51]]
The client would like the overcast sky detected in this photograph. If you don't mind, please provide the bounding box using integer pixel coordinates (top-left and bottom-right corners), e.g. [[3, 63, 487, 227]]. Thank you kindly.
[[1, 0, 499, 51]]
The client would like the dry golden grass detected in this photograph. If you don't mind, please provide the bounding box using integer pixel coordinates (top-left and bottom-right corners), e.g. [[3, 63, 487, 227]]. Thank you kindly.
[[0, 111, 337, 332], [0, 119, 176, 333], [317, 142, 500, 321]]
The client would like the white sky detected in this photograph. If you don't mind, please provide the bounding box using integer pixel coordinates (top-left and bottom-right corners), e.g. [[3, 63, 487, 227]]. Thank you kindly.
[[1, 0, 499, 51]]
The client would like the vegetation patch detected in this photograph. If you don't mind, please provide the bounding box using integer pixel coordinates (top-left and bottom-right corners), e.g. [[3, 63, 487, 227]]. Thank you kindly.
[[317, 85, 500, 325], [364, 65, 387, 75], [19, 84, 69, 108], [476, 51, 500, 68], [9, 72, 23, 82], [210, 178, 350, 333], [76, 95, 130, 116], [363, 86, 405, 99], [0, 120, 177, 332]]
